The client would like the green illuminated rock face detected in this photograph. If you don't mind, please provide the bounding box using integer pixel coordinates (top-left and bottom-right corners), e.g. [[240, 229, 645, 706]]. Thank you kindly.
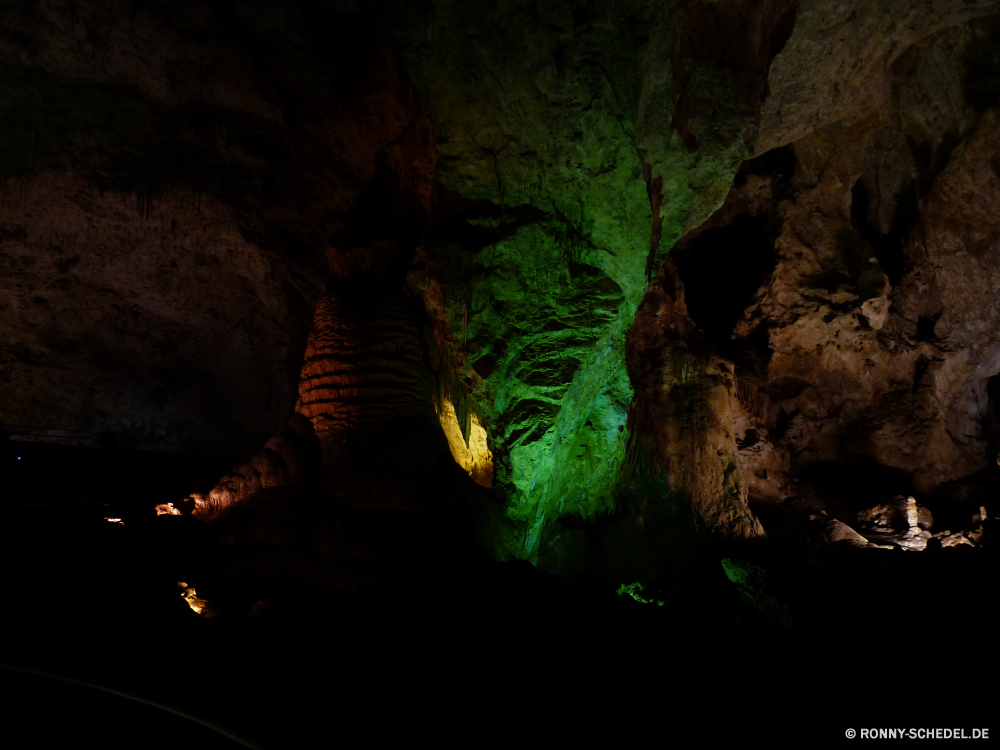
[[384, 0, 780, 561], [465, 220, 637, 557]]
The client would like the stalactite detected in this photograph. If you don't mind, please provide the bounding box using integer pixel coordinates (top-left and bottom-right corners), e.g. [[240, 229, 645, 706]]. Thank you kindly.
[[734, 376, 769, 423]]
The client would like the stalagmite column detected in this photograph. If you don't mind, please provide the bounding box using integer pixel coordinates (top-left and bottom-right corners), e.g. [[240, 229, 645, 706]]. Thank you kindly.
[[900, 496, 930, 551], [290, 243, 456, 509], [295, 290, 432, 452], [190, 241, 456, 517], [905, 496, 920, 531]]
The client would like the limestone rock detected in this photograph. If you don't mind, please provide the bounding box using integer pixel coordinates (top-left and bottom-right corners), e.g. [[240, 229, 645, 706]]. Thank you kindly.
[[858, 496, 934, 534], [627, 261, 765, 539], [0, 171, 311, 455], [858, 503, 906, 531], [823, 517, 868, 547], [931, 530, 978, 548], [757, 0, 998, 154], [437, 398, 494, 489], [191, 414, 321, 520], [0, 0, 436, 455], [643, 17, 1000, 542]]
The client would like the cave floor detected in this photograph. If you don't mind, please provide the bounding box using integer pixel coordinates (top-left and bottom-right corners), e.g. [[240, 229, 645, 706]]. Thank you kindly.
[[1, 445, 997, 747]]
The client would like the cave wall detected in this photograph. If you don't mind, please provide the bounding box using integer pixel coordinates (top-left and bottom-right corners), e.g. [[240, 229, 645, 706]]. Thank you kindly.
[[0, 0, 435, 455], [4, 0, 999, 570], [0, 173, 308, 454], [636, 12, 1000, 534], [369, 0, 799, 560], [756, 0, 998, 155]]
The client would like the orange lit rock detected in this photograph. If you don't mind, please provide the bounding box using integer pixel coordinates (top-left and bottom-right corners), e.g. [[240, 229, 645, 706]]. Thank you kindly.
[[296, 289, 435, 443], [178, 582, 215, 618], [192, 414, 320, 520], [292, 281, 459, 509]]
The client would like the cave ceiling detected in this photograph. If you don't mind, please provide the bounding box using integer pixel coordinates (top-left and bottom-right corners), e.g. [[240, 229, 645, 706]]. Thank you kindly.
[[2, 0, 1000, 569]]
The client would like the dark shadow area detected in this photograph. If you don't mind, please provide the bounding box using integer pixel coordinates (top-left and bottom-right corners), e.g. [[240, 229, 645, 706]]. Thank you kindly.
[[331, 178, 424, 253], [911, 355, 931, 392], [770, 405, 799, 441], [0, 668, 245, 749], [962, 17, 1000, 112], [733, 318, 775, 380], [766, 376, 811, 402], [980, 371, 1000, 460], [734, 145, 797, 200], [916, 312, 941, 342], [737, 144, 797, 180], [794, 458, 917, 511], [746, 496, 805, 545], [1, 440, 231, 510], [0, 443, 995, 745], [850, 178, 917, 287], [672, 213, 780, 347], [430, 189, 550, 256], [905, 131, 962, 199], [930, 466, 1000, 531]]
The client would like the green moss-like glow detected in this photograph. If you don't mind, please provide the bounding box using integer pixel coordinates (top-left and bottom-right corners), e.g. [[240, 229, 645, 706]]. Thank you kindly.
[[636, 63, 758, 274], [387, 0, 758, 563], [467, 216, 641, 557], [616, 581, 665, 606]]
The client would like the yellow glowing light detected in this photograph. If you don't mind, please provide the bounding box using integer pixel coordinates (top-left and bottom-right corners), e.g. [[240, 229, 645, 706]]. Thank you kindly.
[[437, 397, 493, 487], [178, 582, 215, 617], [104, 517, 124, 524], [154, 503, 182, 516]]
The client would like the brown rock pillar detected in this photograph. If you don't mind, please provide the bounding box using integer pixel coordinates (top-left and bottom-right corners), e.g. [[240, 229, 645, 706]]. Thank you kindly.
[[289, 242, 456, 509], [628, 260, 765, 539], [295, 285, 451, 508]]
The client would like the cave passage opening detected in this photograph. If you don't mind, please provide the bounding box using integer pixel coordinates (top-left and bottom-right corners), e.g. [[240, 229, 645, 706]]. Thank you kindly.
[[671, 212, 780, 350], [849, 177, 917, 288]]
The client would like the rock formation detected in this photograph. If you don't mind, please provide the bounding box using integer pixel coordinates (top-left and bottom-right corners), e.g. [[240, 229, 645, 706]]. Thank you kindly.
[[0, 0, 435, 455], [1, 1, 998, 596], [634, 13, 1000, 550]]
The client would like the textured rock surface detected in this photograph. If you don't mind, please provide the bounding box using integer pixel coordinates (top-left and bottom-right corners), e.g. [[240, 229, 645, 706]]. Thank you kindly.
[[296, 291, 434, 450], [0, 0, 436, 455], [756, 0, 998, 154], [378, 0, 797, 559], [387, 0, 659, 553], [746, 104, 1000, 497], [643, 16, 1000, 544], [0, 170, 310, 454], [5, 0, 1000, 577], [4, 8, 1000, 743], [190, 413, 320, 520], [627, 260, 764, 537]]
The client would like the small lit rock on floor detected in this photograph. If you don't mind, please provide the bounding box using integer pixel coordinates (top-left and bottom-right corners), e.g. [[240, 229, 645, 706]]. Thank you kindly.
[[809, 495, 987, 551], [178, 583, 214, 618]]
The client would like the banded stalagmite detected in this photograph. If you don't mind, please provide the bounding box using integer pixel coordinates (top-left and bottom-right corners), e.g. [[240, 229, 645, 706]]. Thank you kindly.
[[294, 243, 454, 509]]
